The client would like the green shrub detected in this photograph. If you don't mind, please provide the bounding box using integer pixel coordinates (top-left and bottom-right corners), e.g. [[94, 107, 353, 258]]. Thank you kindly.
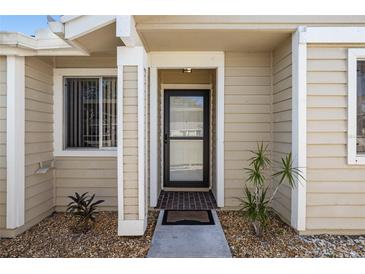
[[239, 142, 304, 237], [66, 192, 104, 233]]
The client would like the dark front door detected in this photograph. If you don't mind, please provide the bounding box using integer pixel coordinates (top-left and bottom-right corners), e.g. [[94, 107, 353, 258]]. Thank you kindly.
[[164, 90, 210, 188]]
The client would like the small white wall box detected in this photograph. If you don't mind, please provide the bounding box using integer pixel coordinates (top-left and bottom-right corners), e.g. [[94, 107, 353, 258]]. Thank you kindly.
[[35, 160, 54, 174]]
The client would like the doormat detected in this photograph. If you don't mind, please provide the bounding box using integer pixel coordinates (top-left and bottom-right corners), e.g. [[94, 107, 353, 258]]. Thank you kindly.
[[162, 210, 215, 225]]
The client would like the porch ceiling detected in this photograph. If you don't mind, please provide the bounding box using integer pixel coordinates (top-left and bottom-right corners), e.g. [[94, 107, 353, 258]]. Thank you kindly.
[[73, 22, 123, 55], [138, 29, 291, 51]]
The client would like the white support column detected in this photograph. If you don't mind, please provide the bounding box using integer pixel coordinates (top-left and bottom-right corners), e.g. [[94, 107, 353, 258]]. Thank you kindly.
[[149, 67, 158, 207], [216, 64, 225, 208], [117, 62, 124, 227], [6, 56, 25, 229], [291, 27, 307, 231], [117, 46, 148, 236]]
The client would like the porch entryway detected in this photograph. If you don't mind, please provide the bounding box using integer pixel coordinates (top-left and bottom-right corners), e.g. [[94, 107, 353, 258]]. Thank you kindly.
[[149, 54, 225, 210]]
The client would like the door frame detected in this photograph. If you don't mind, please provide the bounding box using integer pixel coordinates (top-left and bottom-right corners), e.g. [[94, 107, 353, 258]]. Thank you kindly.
[[163, 89, 210, 188], [148, 51, 225, 208]]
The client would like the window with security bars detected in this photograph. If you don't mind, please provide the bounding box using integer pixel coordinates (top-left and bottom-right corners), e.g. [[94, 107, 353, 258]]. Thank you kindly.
[[358, 61, 365, 153], [64, 77, 117, 149]]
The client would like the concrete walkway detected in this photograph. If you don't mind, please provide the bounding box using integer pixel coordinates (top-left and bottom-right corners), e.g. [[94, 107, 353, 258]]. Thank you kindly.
[[147, 210, 232, 258]]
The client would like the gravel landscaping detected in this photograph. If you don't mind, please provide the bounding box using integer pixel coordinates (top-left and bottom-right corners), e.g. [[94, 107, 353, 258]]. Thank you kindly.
[[0, 211, 158, 258], [2, 209, 364, 258], [218, 210, 365, 258]]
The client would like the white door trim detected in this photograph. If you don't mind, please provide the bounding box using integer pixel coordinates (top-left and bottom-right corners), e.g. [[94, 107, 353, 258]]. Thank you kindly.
[[159, 83, 213, 194], [149, 51, 225, 207], [6, 56, 25, 229]]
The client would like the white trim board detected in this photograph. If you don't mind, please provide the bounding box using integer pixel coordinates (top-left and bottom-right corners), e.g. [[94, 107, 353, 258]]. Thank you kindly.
[[348, 48, 365, 165], [291, 27, 307, 232], [302, 27, 365, 44], [53, 68, 117, 157], [63, 15, 116, 40], [6, 56, 25, 229], [149, 51, 225, 207]]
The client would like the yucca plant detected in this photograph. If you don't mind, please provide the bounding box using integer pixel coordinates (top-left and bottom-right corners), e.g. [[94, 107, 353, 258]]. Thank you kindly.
[[239, 142, 304, 237], [66, 192, 104, 233]]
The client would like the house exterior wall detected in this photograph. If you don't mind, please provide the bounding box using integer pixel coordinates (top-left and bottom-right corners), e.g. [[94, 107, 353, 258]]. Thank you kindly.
[[272, 38, 293, 223], [0, 56, 7, 231], [306, 45, 365, 232], [53, 57, 119, 212], [24, 57, 55, 229], [54, 55, 117, 68], [54, 157, 117, 211], [224, 52, 272, 208]]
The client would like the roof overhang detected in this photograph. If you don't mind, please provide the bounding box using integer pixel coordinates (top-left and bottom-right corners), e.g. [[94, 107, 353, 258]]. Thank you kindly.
[[0, 29, 88, 56]]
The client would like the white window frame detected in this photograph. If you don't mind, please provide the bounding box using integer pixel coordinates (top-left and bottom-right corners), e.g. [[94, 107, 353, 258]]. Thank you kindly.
[[348, 48, 365, 164], [54, 68, 117, 157]]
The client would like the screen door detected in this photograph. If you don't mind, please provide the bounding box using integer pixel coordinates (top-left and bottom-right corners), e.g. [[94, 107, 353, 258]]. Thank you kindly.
[[164, 90, 209, 187]]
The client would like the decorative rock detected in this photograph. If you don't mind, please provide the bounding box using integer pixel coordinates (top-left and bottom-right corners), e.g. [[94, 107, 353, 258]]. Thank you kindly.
[[217, 211, 365, 258], [0, 211, 158, 258]]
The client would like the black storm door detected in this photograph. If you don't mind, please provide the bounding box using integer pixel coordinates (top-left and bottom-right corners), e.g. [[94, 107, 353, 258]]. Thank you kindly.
[[164, 90, 210, 188]]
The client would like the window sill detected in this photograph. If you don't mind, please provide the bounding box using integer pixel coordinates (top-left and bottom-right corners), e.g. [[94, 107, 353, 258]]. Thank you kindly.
[[348, 155, 365, 165], [54, 149, 117, 157]]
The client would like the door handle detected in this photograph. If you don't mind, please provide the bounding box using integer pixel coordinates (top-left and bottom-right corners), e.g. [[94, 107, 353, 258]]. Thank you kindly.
[[164, 134, 168, 144]]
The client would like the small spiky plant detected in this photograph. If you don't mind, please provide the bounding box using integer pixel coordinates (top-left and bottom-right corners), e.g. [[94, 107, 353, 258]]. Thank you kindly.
[[66, 192, 104, 233], [239, 142, 304, 237]]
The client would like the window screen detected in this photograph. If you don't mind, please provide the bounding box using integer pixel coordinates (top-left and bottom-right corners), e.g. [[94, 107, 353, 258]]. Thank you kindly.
[[357, 61, 365, 153], [64, 77, 117, 149]]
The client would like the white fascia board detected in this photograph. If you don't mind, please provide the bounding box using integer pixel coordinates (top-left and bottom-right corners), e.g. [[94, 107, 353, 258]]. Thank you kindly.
[[305, 27, 365, 43], [0, 32, 87, 56], [60, 15, 82, 23], [116, 16, 143, 47], [48, 20, 89, 56], [0, 47, 87, 56], [64, 15, 116, 40], [6, 56, 25, 229], [0, 31, 69, 49], [291, 27, 307, 231], [0, 32, 38, 47]]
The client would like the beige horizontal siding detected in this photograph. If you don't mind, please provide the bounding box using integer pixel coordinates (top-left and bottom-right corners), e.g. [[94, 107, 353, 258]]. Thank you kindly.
[[0, 56, 6, 230], [55, 157, 117, 211], [224, 52, 272, 208], [54, 55, 117, 68], [306, 45, 365, 231], [271, 38, 292, 223], [123, 66, 139, 220], [24, 57, 55, 227]]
